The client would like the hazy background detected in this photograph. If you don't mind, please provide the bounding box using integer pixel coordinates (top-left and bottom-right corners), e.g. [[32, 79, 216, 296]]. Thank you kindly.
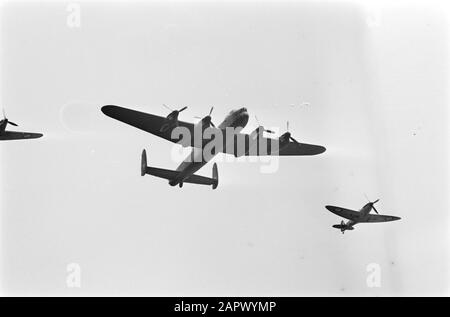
[[0, 0, 448, 295]]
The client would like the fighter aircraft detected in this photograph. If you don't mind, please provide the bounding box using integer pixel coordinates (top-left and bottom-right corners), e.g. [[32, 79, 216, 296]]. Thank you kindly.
[[326, 199, 401, 234], [0, 110, 43, 141], [101, 104, 326, 189]]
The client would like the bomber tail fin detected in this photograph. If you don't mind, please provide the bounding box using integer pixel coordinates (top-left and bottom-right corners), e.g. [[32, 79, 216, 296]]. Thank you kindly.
[[183, 163, 218, 189], [212, 163, 219, 189], [140, 148, 219, 189], [141, 148, 180, 180], [141, 149, 148, 176]]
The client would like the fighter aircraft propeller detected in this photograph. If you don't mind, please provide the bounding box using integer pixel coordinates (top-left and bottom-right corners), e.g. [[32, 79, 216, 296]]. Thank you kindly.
[[2, 109, 18, 127], [364, 194, 380, 214]]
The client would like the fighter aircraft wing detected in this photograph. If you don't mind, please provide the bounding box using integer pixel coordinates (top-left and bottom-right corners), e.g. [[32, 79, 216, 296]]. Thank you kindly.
[[0, 131, 43, 140], [360, 214, 401, 223], [325, 205, 360, 221], [102, 105, 197, 147]]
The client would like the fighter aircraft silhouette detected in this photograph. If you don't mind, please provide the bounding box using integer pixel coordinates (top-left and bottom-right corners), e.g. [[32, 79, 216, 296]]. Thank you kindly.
[[326, 198, 401, 234], [0, 110, 43, 141], [101, 104, 326, 189]]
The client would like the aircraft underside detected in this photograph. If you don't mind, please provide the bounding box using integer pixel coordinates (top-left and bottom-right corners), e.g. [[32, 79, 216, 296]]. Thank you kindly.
[[140, 149, 219, 189]]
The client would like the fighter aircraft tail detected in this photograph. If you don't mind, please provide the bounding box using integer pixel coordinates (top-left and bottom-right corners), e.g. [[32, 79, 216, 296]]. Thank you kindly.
[[332, 221, 354, 233], [140, 149, 219, 189]]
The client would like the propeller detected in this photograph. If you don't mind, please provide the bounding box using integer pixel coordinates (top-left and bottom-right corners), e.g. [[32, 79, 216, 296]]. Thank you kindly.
[[159, 104, 188, 132], [162, 104, 188, 117], [195, 107, 215, 127], [2, 109, 18, 126], [371, 199, 380, 214], [364, 194, 380, 214], [280, 121, 300, 144], [255, 116, 275, 134]]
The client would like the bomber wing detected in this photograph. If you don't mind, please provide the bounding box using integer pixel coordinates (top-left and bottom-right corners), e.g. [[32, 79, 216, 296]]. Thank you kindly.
[[102, 105, 197, 147], [0, 131, 43, 141], [220, 134, 326, 156], [102, 105, 326, 156]]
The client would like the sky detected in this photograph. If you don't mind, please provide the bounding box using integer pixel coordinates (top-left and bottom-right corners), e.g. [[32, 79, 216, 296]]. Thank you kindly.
[[0, 0, 448, 296]]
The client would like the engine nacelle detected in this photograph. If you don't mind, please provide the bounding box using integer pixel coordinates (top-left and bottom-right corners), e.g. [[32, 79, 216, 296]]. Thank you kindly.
[[159, 111, 180, 133], [243, 128, 261, 156], [278, 132, 292, 148]]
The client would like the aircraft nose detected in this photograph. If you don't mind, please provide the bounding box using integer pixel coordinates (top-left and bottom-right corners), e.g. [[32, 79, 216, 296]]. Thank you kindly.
[[241, 111, 249, 127]]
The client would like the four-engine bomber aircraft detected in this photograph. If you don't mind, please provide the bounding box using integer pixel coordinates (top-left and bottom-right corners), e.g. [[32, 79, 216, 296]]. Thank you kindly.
[[0, 110, 43, 141], [101, 104, 326, 189], [326, 199, 401, 234]]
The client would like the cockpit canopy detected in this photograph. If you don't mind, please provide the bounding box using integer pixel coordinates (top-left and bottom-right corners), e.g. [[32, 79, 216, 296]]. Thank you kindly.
[[228, 107, 247, 115]]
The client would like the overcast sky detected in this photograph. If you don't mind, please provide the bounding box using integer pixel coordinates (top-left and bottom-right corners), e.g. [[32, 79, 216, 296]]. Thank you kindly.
[[0, 0, 448, 296]]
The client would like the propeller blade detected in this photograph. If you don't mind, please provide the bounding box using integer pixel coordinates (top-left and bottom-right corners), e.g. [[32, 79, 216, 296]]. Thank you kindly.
[[372, 206, 379, 214], [162, 104, 173, 111], [255, 116, 275, 133], [287, 121, 289, 132], [179, 106, 188, 112], [289, 136, 300, 144], [373, 199, 380, 204], [195, 116, 214, 127], [2, 109, 5, 119], [364, 193, 370, 203], [8, 121, 18, 127], [195, 108, 215, 126]]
